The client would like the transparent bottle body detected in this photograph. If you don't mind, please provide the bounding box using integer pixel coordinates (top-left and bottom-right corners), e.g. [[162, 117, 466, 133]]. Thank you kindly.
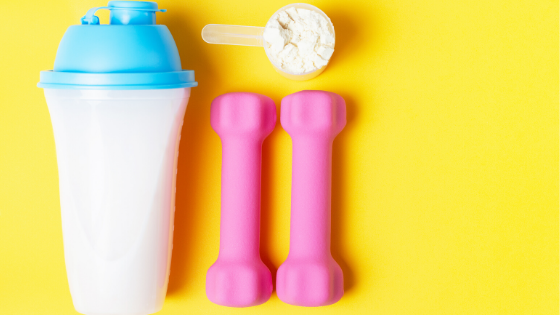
[[44, 88, 190, 315]]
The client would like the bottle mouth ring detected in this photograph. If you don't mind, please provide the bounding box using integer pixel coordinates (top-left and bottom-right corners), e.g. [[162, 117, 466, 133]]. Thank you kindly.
[[81, 1, 166, 25]]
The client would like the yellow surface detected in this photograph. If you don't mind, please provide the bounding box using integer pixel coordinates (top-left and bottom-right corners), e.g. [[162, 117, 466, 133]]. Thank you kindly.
[[0, 0, 558, 314]]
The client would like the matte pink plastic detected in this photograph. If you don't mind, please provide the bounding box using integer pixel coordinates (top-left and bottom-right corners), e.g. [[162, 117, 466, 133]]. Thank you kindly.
[[277, 90, 346, 306], [207, 92, 276, 307]]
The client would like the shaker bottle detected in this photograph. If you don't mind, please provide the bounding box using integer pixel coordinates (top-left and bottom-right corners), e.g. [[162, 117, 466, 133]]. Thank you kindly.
[[37, 2, 197, 315], [201, 3, 335, 81]]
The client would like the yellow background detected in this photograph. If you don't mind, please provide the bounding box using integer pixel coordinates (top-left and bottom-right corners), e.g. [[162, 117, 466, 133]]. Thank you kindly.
[[0, 0, 558, 314]]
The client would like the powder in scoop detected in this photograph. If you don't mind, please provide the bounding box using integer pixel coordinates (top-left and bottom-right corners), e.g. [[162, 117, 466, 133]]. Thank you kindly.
[[263, 7, 335, 74]]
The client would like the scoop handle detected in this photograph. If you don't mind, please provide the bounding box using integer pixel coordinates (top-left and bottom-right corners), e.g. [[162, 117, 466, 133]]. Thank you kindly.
[[202, 24, 265, 46]]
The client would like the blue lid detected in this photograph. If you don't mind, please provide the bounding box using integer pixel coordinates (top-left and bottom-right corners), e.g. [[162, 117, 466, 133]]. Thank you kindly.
[[38, 1, 197, 90]]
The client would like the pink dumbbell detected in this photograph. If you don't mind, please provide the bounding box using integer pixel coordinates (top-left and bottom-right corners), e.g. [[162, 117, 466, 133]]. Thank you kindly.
[[277, 90, 346, 306], [206, 92, 275, 307]]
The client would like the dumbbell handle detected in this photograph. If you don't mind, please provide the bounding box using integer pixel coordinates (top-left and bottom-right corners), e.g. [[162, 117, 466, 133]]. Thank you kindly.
[[219, 137, 263, 260], [289, 136, 334, 259]]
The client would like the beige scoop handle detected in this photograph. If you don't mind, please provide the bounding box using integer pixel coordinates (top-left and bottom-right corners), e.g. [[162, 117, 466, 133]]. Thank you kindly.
[[201, 24, 265, 47]]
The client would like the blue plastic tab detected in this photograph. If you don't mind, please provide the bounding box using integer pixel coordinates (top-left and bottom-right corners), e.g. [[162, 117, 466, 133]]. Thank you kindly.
[[39, 1, 196, 90]]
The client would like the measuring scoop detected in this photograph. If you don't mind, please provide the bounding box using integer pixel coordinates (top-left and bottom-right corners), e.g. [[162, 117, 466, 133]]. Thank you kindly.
[[202, 3, 335, 81]]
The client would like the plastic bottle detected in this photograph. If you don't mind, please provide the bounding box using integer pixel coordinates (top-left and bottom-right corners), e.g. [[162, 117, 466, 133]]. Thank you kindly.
[[37, 2, 197, 314]]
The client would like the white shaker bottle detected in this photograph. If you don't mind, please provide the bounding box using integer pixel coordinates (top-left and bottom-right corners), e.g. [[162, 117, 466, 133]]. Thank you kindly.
[[37, 2, 197, 315]]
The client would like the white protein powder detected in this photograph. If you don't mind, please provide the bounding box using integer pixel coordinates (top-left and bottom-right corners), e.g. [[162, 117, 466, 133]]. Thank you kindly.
[[263, 7, 335, 74]]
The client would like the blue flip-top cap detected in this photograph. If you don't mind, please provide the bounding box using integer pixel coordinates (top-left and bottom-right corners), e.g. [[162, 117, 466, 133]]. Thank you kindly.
[[38, 1, 197, 90]]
